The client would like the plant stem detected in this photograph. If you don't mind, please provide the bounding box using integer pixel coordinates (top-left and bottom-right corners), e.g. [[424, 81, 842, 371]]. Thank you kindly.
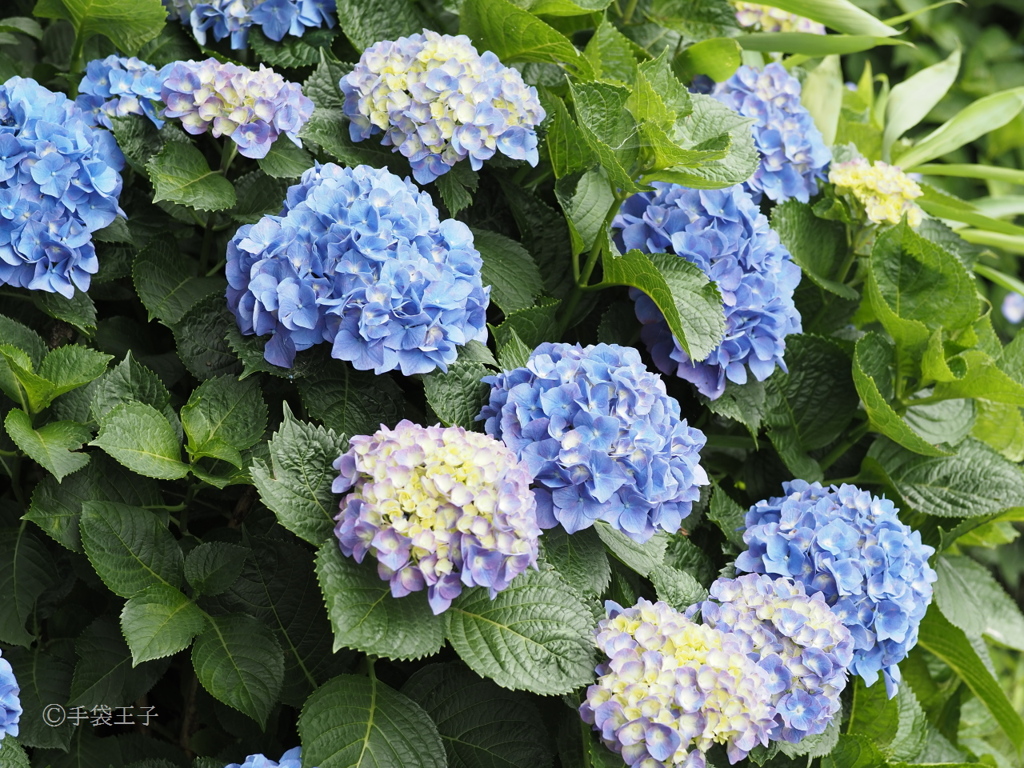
[[621, 0, 640, 23], [557, 196, 622, 337], [819, 421, 870, 473]]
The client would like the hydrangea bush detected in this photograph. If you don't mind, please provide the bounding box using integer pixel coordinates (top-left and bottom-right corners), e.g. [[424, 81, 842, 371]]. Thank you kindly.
[[0, 1, 1022, 767]]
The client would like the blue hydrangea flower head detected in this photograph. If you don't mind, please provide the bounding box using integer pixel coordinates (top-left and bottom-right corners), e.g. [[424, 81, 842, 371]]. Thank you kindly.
[[225, 747, 313, 768], [613, 183, 802, 400], [164, 0, 336, 48], [161, 59, 313, 159], [710, 64, 831, 204], [0, 76, 125, 298], [695, 573, 853, 743], [480, 342, 709, 542], [226, 162, 489, 373], [340, 30, 546, 184], [1003, 292, 1024, 324], [734, 481, 938, 697], [77, 55, 167, 129], [581, 598, 775, 768], [333, 420, 541, 614], [0, 651, 21, 740], [734, 3, 826, 34]]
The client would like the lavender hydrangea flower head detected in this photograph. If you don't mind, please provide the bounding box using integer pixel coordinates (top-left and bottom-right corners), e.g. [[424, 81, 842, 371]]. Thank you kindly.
[[734, 481, 938, 697], [225, 747, 312, 768], [710, 64, 831, 204], [340, 30, 546, 184], [333, 420, 541, 614], [829, 158, 924, 227], [581, 598, 775, 768], [160, 58, 313, 159], [480, 343, 709, 542], [733, 3, 826, 34], [0, 76, 125, 298], [0, 651, 21, 740], [77, 56, 167, 129], [695, 574, 853, 743], [163, 0, 336, 48], [613, 183, 802, 400], [226, 163, 489, 373]]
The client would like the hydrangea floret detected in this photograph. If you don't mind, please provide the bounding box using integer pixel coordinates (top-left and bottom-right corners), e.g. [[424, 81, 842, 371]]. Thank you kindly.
[[77, 55, 167, 129], [614, 183, 802, 400], [581, 598, 774, 768], [340, 30, 546, 184], [733, 3, 826, 34], [225, 747, 312, 768], [226, 162, 489, 372], [829, 158, 924, 227], [710, 64, 831, 204], [160, 58, 313, 159], [479, 342, 708, 542], [0, 76, 125, 297], [695, 574, 853, 743], [163, 0, 336, 49], [734, 481, 938, 696], [333, 420, 541, 615], [0, 651, 21, 740]]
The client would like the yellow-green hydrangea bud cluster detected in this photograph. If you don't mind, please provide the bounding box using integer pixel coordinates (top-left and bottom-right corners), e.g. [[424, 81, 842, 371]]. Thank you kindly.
[[580, 598, 774, 768], [332, 420, 541, 614], [829, 158, 924, 227], [733, 2, 826, 34]]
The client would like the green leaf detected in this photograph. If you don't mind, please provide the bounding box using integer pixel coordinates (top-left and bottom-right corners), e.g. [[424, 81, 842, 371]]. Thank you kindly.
[[848, 677, 898, 750], [39, 344, 112, 396], [867, 223, 979, 347], [435, 164, 478, 216], [192, 613, 284, 726], [917, 609, 1024, 751], [541, 526, 610, 598], [300, 107, 400, 169], [33, 0, 166, 54], [738, 33, 906, 55], [92, 402, 189, 480], [764, 335, 859, 451], [173, 294, 242, 381], [643, 0, 738, 39], [460, 0, 592, 77], [26, 453, 161, 553], [181, 375, 267, 464], [472, 228, 544, 315], [423, 361, 489, 429], [583, 19, 642, 84], [4, 409, 91, 481], [333, 0, 423, 51], [672, 37, 741, 82], [704, 378, 767, 438], [601, 249, 725, 363], [69, 617, 166, 708], [33, 289, 98, 334], [445, 568, 594, 695], [300, 674, 446, 768], [771, 201, 858, 299], [296, 355, 404, 438], [0, 737, 30, 768], [231, 171, 290, 225], [889, 685, 928, 762], [801, 55, 843, 146], [933, 554, 1024, 652], [903, 398, 975, 446], [0, 525, 58, 646], [248, 26, 335, 68], [90, 352, 172, 424], [708, 485, 746, 548], [146, 141, 236, 211], [315, 541, 445, 660], [257, 137, 313, 179], [866, 438, 1024, 517], [915, 163, 1024, 186], [5, 647, 73, 749], [595, 521, 668, 577], [545, 93, 597, 179], [0, 17, 43, 39], [649, 564, 707, 610], [133, 241, 221, 326], [402, 663, 553, 768], [80, 501, 184, 598], [555, 169, 615, 257], [883, 49, 961, 161], [821, 734, 887, 768], [0, 314, 45, 364], [493, 299, 561, 351], [209, 537, 344, 706], [121, 583, 207, 664], [184, 542, 248, 597], [251, 407, 347, 545], [569, 82, 641, 192], [972, 400, 1024, 462], [751, 0, 898, 36], [853, 334, 951, 457], [899, 87, 1024, 170], [496, 327, 532, 371], [933, 350, 1024, 406]]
